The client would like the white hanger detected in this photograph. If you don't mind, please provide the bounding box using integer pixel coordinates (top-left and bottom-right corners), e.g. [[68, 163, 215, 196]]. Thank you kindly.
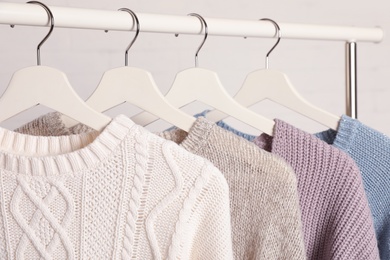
[[132, 13, 275, 135], [64, 8, 195, 132], [0, 1, 111, 131], [206, 18, 340, 130]]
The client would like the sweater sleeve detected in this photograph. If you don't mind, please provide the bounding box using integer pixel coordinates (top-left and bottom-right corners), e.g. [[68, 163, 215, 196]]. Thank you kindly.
[[331, 154, 380, 260], [259, 164, 306, 260], [169, 162, 234, 260]]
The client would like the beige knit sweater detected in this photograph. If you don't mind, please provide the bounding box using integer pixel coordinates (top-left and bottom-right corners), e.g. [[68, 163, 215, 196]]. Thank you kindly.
[[16, 113, 306, 260], [2, 115, 233, 259]]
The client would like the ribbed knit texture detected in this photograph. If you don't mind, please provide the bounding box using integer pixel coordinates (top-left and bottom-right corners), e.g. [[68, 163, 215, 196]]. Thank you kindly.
[[3, 114, 234, 259], [252, 119, 380, 260], [315, 115, 390, 260], [16, 113, 306, 260]]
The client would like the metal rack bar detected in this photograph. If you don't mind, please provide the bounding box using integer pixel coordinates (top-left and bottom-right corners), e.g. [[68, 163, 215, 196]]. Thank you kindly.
[[0, 3, 383, 42]]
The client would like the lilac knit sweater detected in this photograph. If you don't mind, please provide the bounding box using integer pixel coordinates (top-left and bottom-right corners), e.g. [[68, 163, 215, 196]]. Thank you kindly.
[[252, 119, 379, 259]]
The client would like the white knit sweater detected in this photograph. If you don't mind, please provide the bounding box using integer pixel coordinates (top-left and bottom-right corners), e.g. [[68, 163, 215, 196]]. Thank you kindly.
[[0, 115, 233, 259], [16, 113, 306, 260]]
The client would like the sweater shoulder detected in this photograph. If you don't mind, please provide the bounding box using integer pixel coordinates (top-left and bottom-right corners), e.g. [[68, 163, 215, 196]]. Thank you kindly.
[[275, 119, 362, 179], [209, 125, 298, 184]]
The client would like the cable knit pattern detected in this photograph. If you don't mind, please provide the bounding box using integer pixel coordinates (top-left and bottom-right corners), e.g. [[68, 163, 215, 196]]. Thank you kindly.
[[167, 163, 209, 259], [16, 113, 306, 260], [315, 115, 390, 260], [122, 131, 149, 260], [11, 181, 57, 260], [0, 183, 7, 260], [1, 114, 233, 259], [145, 141, 184, 260], [11, 177, 75, 260], [252, 119, 380, 260]]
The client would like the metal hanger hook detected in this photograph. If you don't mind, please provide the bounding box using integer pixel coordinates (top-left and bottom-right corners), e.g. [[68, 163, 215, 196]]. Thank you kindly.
[[188, 13, 208, 67], [27, 1, 54, 66], [260, 18, 281, 69], [118, 8, 140, 66]]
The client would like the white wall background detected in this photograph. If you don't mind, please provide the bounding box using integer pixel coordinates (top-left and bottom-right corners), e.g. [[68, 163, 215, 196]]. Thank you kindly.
[[0, 0, 389, 136]]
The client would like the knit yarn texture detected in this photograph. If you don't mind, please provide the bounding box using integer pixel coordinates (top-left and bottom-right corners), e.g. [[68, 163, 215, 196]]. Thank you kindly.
[[167, 116, 380, 259], [3, 114, 234, 259], [15, 112, 95, 136], [158, 117, 306, 260], [316, 115, 390, 260], [16, 113, 306, 260], [252, 119, 379, 260]]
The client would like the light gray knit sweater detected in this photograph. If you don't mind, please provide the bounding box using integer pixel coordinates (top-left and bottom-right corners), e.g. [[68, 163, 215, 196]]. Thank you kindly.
[[16, 113, 306, 260]]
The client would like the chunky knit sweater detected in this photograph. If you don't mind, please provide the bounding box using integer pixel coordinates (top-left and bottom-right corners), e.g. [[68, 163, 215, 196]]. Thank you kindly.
[[16, 113, 307, 260], [158, 116, 380, 259], [254, 120, 380, 259], [315, 115, 390, 260], [2, 114, 234, 259]]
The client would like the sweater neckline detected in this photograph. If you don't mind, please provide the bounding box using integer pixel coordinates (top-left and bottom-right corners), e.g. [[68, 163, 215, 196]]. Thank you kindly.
[[254, 119, 296, 153], [0, 114, 135, 176], [316, 114, 358, 151], [165, 116, 274, 154], [254, 119, 337, 155], [181, 117, 214, 153]]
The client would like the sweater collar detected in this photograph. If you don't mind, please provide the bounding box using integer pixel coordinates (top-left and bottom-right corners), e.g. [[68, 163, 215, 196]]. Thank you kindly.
[[0, 114, 135, 176], [315, 114, 359, 151], [253, 119, 307, 154]]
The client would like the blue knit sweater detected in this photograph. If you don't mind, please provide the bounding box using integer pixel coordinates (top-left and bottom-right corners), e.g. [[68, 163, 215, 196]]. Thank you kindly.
[[315, 115, 390, 259], [203, 112, 388, 259]]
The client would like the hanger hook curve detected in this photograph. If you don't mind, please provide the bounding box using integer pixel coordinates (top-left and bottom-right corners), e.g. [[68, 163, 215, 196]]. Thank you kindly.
[[187, 13, 208, 67], [27, 1, 54, 66], [118, 8, 140, 66], [260, 18, 281, 69]]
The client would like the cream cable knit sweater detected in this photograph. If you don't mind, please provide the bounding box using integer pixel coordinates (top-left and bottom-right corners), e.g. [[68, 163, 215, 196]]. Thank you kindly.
[[2, 115, 233, 259], [17, 113, 306, 260]]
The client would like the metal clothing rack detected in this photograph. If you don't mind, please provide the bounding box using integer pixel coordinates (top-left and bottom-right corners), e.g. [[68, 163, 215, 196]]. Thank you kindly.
[[0, 3, 384, 119]]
